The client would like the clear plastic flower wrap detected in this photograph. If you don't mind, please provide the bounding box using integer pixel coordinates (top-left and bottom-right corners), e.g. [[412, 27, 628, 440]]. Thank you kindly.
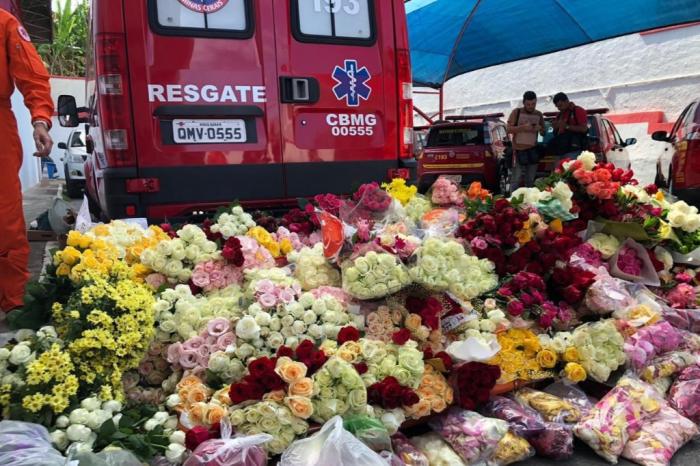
[[410, 432, 467, 466], [408, 238, 497, 300], [0, 421, 67, 466], [583, 274, 636, 315], [528, 421, 575, 460], [511, 388, 582, 424], [428, 408, 509, 465], [573, 376, 664, 463], [479, 396, 546, 439], [668, 364, 700, 423], [640, 351, 697, 383], [609, 239, 661, 287], [280, 416, 386, 466], [661, 307, 700, 333], [183, 420, 270, 466], [491, 431, 535, 466], [391, 433, 429, 466], [622, 405, 699, 466], [542, 380, 594, 418], [341, 251, 412, 300], [624, 321, 684, 371], [343, 415, 392, 453], [430, 175, 464, 206]]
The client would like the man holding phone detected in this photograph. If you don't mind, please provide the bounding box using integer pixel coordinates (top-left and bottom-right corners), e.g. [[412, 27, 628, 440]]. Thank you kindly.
[[507, 91, 545, 193]]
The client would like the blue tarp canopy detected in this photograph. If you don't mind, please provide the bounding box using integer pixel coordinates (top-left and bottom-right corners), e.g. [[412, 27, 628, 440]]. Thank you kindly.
[[407, 0, 700, 88]]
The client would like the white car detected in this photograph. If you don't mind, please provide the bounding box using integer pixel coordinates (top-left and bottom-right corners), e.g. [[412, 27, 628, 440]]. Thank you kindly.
[[57, 130, 87, 198]]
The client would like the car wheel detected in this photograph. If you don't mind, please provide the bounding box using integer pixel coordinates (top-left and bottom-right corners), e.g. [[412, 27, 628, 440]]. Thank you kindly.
[[64, 169, 83, 199]]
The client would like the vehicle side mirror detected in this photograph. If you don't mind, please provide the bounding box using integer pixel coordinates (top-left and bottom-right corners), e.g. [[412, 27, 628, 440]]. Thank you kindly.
[[652, 131, 670, 142], [57, 142, 67, 150], [624, 138, 637, 146], [57, 95, 79, 128]]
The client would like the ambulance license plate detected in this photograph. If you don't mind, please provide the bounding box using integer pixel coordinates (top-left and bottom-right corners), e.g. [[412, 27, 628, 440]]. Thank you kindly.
[[172, 119, 246, 144]]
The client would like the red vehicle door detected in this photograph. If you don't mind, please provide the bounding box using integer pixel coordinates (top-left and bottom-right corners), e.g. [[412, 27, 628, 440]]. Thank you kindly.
[[123, 0, 284, 217], [273, 0, 402, 198]]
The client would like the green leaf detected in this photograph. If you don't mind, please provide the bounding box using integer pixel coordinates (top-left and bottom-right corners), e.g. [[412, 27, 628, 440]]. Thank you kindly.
[[99, 419, 118, 438]]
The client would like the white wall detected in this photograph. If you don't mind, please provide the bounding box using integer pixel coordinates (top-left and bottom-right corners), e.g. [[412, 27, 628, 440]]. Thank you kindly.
[[413, 23, 700, 185], [13, 89, 41, 192]]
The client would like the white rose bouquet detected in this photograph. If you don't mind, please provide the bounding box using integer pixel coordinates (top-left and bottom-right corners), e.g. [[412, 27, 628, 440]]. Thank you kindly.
[[288, 243, 341, 290], [229, 400, 309, 455], [409, 238, 497, 300], [210, 206, 257, 239], [141, 225, 218, 283], [342, 251, 412, 300], [154, 284, 243, 342], [311, 357, 368, 423]]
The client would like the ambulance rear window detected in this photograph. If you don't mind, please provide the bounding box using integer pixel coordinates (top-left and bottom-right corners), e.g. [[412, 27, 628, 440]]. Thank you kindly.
[[293, 0, 375, 44], [151, 0, 252, 38]]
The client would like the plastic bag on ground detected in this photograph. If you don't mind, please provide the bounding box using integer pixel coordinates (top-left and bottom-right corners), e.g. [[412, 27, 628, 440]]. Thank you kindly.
[[183, 419, 270, 466], [527, 421, 575, 460], [573, 376, 664, 463], [428, 408, 508, 465], [343, 415, 392, 452], [511, 388, 582, 424], [491, 431, 535, 465], [410, 432, 467, 466], [479, 396, 546, 439], [542, 380, 594, 417], [583, 275, 636, 316], [0, 421, 68, 466], [668, 364, 700, 423], [390, 433, 429, 466], [280, 416, 386, 466], [71, 449, 142, 466], [661, 307, 700, 333], [622, 405, 699, 466]]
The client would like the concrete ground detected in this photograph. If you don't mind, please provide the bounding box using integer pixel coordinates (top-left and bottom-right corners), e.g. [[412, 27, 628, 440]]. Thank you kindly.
[[8, 180, 700, 465]]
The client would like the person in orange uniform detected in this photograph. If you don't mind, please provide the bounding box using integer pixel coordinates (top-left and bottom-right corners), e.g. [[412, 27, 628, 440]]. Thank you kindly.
[[0, 8, 54, 313]]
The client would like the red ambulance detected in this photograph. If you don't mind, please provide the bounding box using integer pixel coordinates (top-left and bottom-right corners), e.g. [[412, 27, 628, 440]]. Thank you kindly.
[[57, 0, 414, 220]]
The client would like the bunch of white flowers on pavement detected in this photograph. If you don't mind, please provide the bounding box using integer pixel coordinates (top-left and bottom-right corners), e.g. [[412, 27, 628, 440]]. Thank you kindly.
[[210, 206, 256, 239], [51, 397, 123, 453], [141, 224, 219, 283], [154, 284, 243, 342]]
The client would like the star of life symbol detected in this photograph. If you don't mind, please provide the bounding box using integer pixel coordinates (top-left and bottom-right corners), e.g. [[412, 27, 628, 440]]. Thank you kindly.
[[332, 59, 371, 107]]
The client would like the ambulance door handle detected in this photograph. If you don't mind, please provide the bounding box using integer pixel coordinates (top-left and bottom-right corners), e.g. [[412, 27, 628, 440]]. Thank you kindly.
[[280, 77, 320, 104]]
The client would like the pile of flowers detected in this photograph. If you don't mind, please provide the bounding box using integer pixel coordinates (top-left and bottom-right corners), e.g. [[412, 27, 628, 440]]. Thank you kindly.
[[5, 156, 700, 465]]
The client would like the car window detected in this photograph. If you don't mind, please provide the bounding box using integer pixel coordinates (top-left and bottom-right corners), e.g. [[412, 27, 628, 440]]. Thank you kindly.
[[152, 0, 250, 36], [608, 121, 624, 146], [70, 132, 85, 148], [671, 104, 692, 141], [694, 103, 700, 124], [427, 126, 484, 147], [587, 116, 598, 138], [294, 0, 374, 43], [601, 119, 615, 145]]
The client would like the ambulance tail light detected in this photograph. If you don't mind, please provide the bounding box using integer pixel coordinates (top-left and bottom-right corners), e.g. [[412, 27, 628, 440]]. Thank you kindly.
[[96, 33, 135, 168], [397, 49, 414, 159]]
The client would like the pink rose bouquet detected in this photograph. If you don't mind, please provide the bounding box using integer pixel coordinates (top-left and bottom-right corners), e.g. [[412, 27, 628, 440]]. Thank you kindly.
[[167, 318, 236, 375]]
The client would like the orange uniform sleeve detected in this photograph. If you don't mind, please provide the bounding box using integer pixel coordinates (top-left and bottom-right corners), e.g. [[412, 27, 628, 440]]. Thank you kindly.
[[5, 14, 54, 127]]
